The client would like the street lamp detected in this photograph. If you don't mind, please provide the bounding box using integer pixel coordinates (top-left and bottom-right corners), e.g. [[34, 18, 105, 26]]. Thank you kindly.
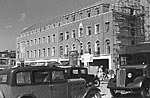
[[74, 38, 81, 66]]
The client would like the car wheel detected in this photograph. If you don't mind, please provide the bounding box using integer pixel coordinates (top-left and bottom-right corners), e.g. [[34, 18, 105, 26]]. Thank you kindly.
[[110, 89, 121, 97], [141, 81, 150, 98], [85, 90, 101, 98], [94, 79, 100, 87]]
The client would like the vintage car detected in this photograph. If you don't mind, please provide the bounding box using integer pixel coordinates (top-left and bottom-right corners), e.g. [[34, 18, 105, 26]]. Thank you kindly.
[[107, 43, 150, 98], [0, 65, 101, 98], [62, 66, 100, 87]]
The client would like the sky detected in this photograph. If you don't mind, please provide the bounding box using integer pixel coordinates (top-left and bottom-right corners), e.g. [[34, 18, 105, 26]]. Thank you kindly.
[[0, 0, 101, 51]]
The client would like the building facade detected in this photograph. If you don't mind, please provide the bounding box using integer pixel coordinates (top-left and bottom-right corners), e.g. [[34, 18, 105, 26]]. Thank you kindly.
[[16, 0, 149, 72]]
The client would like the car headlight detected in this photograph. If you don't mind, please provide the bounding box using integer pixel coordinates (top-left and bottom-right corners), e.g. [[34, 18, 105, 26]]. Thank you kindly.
[[127, 73, 132, 78]]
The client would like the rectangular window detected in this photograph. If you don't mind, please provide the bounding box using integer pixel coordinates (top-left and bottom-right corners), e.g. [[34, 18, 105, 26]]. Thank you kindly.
[[86, 26, 92, 35], [27, 51, 29, 58], [52, 47, 55, 56], [72, 30, 76, 38], [27, 41, 30, 47], [38, 38, 41, 44], [52, 70, 65, 82], [95, 24, 100, 34], [47, 36, 50, 43], [33, 71, 50, 83], [16, 72, 31, 85], [43, 37, 46, 44], [47, 48, 50, 57], [34, 50, 37, 58], [60, 32, 63, 41], [34, 39, 37, 45], [52, 34, 55, 42], [43, 48, 45, 57], [65, 31, 69, 40]]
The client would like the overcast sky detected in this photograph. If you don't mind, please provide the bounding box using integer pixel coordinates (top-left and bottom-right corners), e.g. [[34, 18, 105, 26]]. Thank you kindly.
[[0, 0, 101, 51]]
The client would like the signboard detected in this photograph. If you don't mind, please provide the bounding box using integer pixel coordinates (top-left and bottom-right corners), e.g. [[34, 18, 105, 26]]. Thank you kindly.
[[69, 51, 78, 66], [81, 53, 93, 63]]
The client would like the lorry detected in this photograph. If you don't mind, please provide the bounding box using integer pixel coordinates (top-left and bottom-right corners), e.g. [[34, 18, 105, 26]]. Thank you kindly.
[[0, 65, 101, 98], [107, 42, 150, 98]]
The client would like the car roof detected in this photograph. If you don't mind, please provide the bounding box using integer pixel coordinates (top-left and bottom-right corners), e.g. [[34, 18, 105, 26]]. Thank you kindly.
[[0, 66, 64, 75]]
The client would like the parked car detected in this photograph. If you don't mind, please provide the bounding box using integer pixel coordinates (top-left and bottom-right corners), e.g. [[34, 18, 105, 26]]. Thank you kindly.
[[63, 66, 101, 87], [0, 65, 101, 98]]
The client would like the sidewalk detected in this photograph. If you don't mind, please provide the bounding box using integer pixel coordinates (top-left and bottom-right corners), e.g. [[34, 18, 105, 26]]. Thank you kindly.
[[99, 79, 112, 98]]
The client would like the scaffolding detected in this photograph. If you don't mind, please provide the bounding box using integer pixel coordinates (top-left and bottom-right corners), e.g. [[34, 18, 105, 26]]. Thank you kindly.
[[112, 0, 147, 65]]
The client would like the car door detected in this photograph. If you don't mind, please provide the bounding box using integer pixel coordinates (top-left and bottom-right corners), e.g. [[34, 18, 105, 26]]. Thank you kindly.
[[51, 70, 67, 98], [32, 70, 52, 98]]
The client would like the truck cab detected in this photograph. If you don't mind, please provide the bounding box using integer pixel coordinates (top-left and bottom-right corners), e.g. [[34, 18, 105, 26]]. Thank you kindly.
[[0, 65, 101, 98], [107, 42, 150, 98]]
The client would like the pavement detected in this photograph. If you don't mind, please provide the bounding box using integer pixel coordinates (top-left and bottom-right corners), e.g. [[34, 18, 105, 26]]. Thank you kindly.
[[99, 79, 112, 98]]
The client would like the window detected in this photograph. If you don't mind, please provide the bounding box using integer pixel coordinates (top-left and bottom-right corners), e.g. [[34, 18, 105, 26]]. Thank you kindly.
[[43, 37, 46, 44], [27, 51, 29, 58], [79, 27, 83, 37], [95, 7, 100, 14], [38, 49, 41, 57], [86, 26, 92, 35], [72, 15, 75, 21], [52, 47, 55, 56], [106, 39, 110, 54], [47, 36, 50, 43], [38, 38, 41, 44], [52, 34, 55, 42], [78, 23, 83, 37], [52, 70, 65, 82], [105, 21, 110, 33], [16, 72, 31, 84], [65, 45, 69, 56], [131, 40, 135, 45], [43, 48, 46, 57], [65, 31, 69, 40], [95, 40, 100, 55], [17, 43, 20, 49], [60, 46, 63, 57], [72, 44, 76, 51], [72, 30, 76, 38], [87, 42, 91, 54], [34, 50, 37, 58], [33, 71, 50, 83], [30, 40, 33, 46], [87, 10, 91, 17], [60, 32, 63, 41], [95, 24, 100, 34], [34, 39, 37, 45], [30, 51, 33, 58], [47, 48, 50, 57], [80, 43, 83, 55], [27, 41, 30, 47]]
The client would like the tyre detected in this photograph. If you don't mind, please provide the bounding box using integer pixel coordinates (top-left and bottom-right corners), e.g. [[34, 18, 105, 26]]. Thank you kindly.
[[141, 81, 150, 98], [85, 90, 101, 98], [94, 79, 100, 87], [110, 89, 121, 97]]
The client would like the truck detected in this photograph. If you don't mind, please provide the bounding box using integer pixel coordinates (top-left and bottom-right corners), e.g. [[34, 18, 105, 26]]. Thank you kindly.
[[107, 42, 150, 98], [0, 65, 101, 98]]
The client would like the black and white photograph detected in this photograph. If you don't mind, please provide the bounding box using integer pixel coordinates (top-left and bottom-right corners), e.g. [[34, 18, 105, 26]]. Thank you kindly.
[[0, 0, 150, 98]]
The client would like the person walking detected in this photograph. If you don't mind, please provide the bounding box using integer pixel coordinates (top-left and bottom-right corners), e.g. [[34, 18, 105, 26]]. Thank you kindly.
[[97, 65, 104, 82]]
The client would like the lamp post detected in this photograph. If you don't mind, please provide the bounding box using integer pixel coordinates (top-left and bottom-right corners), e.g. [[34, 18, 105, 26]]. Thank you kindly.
[[74, 38, 81, 66]]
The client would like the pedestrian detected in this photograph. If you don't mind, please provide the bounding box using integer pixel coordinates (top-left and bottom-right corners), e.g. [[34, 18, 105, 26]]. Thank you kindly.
[[97, 65, 104, 81], [104, 68, 109, 79]]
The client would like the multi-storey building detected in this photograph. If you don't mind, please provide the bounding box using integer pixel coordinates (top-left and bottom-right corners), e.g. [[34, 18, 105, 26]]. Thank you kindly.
[[16, 0, 149, 72]]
